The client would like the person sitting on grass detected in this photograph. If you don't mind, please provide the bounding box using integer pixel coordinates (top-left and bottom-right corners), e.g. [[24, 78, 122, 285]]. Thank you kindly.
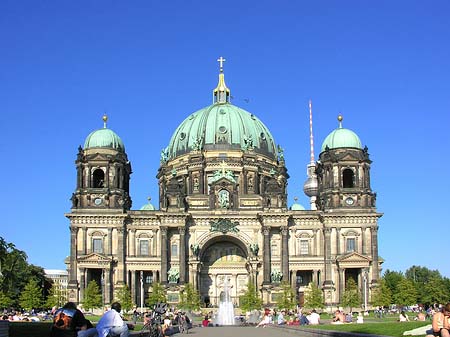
[[331, 310, 345, 324], [398, 311, 410, 322], [427, 303, 450, 337], [96, 302, 132, 337]]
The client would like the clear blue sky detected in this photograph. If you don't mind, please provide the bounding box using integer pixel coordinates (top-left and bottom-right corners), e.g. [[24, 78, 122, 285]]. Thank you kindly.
[[1, 1, 449, 277]]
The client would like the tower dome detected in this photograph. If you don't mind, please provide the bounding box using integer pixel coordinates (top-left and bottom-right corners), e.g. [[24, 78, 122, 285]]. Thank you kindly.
[[84, 115, 125, 151], [321, 115, 362, 153]]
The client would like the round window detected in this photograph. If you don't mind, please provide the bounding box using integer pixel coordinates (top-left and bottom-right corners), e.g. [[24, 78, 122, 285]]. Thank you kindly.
[[219, 126, 227, 134], [180, 132, 186, 140]]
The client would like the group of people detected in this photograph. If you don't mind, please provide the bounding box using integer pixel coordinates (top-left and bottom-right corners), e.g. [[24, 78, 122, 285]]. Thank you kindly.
[[49, 301, 131, 337], [255, 307, 321, 327]]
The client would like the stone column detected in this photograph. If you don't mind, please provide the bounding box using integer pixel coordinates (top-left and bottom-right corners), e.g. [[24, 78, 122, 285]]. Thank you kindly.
[[336, 228, 341, 255], [263, 226, 271, 284], [104, 268, 112, 304], [312, 269, 318, 285], [131, 271, 136, 305], [370, 225, 380, 281], [361, 227, 367, 255], [313, 229, 318, 256], [116, 227, 126, 284], [68, 226, 79, 302], [323, 227, 333, 286], [79, 268, 86, 302], [80, 228, 86, 255], [179, 227, 186, 284], [160, 227, 168, 284], [130, 230, 136, 257], [280, 226, 289, 282], [108, 228, 113, 255], [290, 270, 296, 288], [339, 268, 345, 303]]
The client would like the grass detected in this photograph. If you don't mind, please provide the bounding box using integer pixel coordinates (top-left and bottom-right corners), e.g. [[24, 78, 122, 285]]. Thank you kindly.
[[302, 321, 431, 337]]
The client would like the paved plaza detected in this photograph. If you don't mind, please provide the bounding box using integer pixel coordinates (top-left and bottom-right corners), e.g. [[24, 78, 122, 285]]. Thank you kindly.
[[181, 326, 297, 337]]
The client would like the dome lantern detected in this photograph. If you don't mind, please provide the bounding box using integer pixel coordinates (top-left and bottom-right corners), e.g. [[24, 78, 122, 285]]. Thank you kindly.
[[213, 56, 231, 104]]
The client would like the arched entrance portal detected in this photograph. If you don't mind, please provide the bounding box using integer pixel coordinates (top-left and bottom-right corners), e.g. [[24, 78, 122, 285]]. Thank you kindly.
[[199, 238, 249, 307]]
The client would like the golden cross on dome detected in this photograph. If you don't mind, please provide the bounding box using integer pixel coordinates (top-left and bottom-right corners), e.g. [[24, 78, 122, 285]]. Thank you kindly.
[[217, 56, 226, 72]]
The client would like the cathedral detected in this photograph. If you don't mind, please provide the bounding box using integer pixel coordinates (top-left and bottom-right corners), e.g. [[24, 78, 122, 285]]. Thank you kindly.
[[66, 58, 382, 309]]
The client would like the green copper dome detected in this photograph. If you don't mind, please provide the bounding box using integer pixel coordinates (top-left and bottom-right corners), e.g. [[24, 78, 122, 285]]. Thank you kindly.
[[321, 116, 362, 152], [291, 202, 305, 210], [140, 197, 156, 210], [140, 203, 156, 211], [84, 128, 125, 151], [167, 103, 278, 160]]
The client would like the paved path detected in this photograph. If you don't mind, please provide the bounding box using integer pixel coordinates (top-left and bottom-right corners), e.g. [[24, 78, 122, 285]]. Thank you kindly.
[[181, 326, 299, 337]]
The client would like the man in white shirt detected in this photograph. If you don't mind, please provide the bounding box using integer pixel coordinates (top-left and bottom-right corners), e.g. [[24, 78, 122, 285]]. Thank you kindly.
[[307, 309, 320, 325], [96, 302, 130, 337]]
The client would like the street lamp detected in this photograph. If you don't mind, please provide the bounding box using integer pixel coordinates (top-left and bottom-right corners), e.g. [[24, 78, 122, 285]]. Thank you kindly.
[[363, 269, 368, 312], [140, 271, 144, 314]]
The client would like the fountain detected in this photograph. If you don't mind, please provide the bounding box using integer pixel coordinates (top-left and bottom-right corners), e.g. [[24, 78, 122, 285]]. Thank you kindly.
[[215, 276, 235, 325]]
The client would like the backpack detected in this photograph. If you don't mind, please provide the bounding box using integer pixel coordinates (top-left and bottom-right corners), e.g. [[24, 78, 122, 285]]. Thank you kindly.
[[53, 308, 76, 330]]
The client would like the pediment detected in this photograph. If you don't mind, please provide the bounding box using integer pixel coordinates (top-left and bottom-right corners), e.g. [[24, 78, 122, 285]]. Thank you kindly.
[[337, 252, 371, 264], [212, 176, 237, 186], [78, 253, 113, 266], [338, 153, 361, 162]]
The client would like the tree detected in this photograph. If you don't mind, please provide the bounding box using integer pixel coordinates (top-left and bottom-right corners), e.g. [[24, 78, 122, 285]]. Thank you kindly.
[[83, 280, 102, 311], [239, 282, 262, 312], [146, 282, 166, 307], [303, 282, 325, 310], [277, 282, 297, 310], [422, 275, 448, 305], [179, 283, 201, 311], [0, 237, 48, 308], [45, 283, 67, 309], [0, 291, 13, 309], [115, 284, 134, 313], [341, 278, 361, 312], [393, 278, 417, 308], [370, 279, 392, 308], [19, 279, 43, 310], [383, 270, 404, 297]]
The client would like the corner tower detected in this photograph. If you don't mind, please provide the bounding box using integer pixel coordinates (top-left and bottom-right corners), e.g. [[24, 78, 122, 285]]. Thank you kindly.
[[71, 115, 132, 211], [316, 115, 375, 210]]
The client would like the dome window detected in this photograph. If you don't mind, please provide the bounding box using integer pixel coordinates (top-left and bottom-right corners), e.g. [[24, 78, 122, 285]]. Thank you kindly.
[[219, 109, 226, 115], [93, 169, 105, 188], [218, 126, 227, 134], [342, 168, 355, 188], [260, 132, 266, 140], [179, 132, 186, 140]]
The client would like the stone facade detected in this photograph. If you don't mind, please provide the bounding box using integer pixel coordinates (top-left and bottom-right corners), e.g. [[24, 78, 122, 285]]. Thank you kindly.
[[66, 64, 382, 309]]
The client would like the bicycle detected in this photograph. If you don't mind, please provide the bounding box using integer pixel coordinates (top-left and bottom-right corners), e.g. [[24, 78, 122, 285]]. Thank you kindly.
[[139, 302, 168, 337], [177, 313, 189, 334]]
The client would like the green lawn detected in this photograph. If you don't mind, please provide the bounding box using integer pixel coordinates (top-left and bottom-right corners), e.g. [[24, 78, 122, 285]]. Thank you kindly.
[[301, 321, 431, 337]]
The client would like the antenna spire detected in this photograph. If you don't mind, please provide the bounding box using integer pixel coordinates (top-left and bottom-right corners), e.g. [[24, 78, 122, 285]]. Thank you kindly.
[[309, 100, 315, 163]]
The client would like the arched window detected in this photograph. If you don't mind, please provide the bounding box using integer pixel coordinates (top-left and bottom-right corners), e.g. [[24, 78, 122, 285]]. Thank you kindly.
[[93, 169, 105, 188], [342, 168, 354, 188]]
